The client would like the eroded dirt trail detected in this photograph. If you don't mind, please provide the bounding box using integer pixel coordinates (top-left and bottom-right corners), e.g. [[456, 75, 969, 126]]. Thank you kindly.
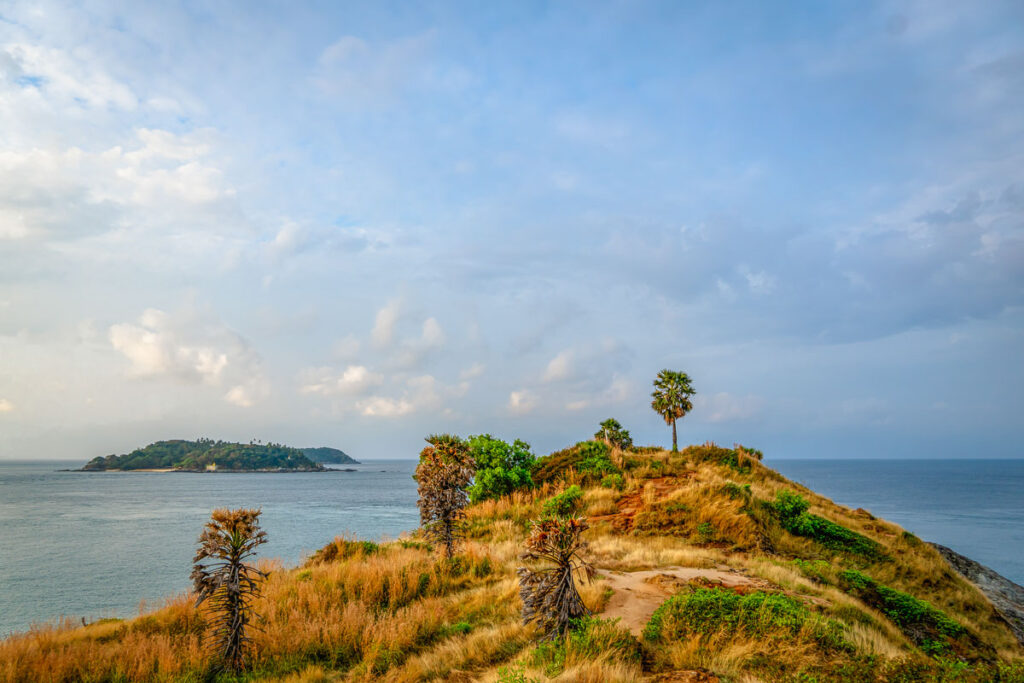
[[597, 565, 775, 636]]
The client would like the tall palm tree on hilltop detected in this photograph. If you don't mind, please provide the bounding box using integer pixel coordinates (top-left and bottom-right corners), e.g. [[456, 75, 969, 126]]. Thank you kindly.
[[651, 369, 696, 452]]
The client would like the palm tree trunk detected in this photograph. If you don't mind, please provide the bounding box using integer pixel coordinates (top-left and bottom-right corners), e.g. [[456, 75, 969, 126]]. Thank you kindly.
[[671, 419, 678, 452]]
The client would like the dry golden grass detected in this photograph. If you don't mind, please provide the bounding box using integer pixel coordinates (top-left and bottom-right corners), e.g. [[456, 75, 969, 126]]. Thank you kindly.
[[3, 442, 1022, 683]]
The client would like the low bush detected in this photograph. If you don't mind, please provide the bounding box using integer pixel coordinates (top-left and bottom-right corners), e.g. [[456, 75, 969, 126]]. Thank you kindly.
[[792, 558, 835, 585], [773, 491, 885, 559], [840, 570, 968, 652], [600, 473, 625, 490], [576, 441, 618, 477], [531, 616, 641, 677], [306, 538, 380, 565], [643, 587, 849, 653], [542, 485, 584, 518], [682, 442, 753, 473]]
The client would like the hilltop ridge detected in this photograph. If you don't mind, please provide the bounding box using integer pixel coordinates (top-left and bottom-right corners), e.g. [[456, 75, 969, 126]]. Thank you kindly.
[[7, 439, 1022, 682]]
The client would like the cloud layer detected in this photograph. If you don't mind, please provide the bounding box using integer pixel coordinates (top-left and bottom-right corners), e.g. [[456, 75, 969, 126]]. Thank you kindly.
[[1, 0, 1022, 460]]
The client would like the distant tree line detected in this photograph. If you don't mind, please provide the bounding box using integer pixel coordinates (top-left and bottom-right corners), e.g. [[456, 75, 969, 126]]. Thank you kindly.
[[82, 439, 323, 471]]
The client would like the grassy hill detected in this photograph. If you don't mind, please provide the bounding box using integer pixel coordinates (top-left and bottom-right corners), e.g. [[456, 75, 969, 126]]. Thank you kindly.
[[81, 439, 324, 472], [301, 447, 359, 465], [8, 440, 1023, 682]]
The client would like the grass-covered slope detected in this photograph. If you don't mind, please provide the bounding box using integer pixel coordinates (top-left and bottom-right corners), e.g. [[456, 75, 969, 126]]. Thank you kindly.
[[300, 447, 359, 465], [7, 441, 1023, 682], [82, 439, 324, 472]]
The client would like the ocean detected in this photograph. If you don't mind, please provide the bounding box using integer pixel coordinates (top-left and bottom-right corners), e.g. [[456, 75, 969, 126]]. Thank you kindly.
[[0, 457, 1021, 636]]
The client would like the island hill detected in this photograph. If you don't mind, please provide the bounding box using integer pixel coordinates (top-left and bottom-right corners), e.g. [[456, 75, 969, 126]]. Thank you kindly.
[[80, 439, 359, 472], [14, 435, 1021, 681]]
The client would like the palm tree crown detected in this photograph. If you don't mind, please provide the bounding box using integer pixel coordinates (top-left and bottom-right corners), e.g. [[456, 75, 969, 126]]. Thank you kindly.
[[651, 369, 696, 451]]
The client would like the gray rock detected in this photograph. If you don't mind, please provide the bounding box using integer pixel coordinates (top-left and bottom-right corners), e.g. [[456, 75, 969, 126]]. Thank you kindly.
[[930, 542, 1024, 645]]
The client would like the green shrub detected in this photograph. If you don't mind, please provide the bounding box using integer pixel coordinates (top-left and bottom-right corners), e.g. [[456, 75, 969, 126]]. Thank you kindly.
[[600, 473, 625, 490], [497, 663, 540, 683], [722, 481, 752, 500], [466, 434, 535, 502], [681, 443, 752, 473], [792, 558, 834, 585], [530, 616, 640, 677], [542, 485, 584, 517], [697, 521, 716, 542], [594, 418, 633, 450], [306, 538, 380, 565], [532, 440, 621, 485], [772, 491, 885, 559], [643, 587, 849, 652], [840, 570, 967, 646], [576, 441, 618, 476]]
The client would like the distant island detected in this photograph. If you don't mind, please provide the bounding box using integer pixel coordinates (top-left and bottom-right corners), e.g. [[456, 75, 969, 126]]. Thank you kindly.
[[81, 439, 357, 472], [299, 446, 359, 465]]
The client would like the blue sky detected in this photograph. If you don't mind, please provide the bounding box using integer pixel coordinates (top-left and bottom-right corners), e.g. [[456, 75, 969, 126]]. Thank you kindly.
[[1, 0, 1022, 460]]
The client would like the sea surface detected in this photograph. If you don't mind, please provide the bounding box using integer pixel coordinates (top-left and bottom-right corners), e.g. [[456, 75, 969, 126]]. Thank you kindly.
[[1, 457, 1022, 636], [0, 459, 419, 635], [770, 459, 1024, 586]]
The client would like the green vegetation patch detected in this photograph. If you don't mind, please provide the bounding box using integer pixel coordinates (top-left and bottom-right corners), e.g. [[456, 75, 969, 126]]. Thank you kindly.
[[531, 440, 620, 485], [466, 434, 535, 502], [530, 616, 641, 677], [840, 570, 970, 654], [643, 587, 849, 653], [306, 539, 381, 565], [773, 491, 886, 560], [682, 442, 756, 473], [542, 485, 584, 517]]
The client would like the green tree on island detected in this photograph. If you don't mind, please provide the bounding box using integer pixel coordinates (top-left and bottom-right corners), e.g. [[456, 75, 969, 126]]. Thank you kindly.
[[651, 369, 696, 452]]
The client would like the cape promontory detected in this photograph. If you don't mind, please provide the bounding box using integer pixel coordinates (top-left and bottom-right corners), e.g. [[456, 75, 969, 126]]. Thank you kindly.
[[81, 439, 335, 472]]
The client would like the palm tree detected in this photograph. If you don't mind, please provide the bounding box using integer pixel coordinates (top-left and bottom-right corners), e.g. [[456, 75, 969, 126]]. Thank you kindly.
[[191, 508, 268, 672], [650, 369, 696, 452], [416, 434, 475, 559], [517, 516, 594, 640]]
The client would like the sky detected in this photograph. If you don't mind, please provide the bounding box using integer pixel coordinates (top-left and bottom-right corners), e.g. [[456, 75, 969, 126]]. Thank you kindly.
[[0, 0, 1022, 461]]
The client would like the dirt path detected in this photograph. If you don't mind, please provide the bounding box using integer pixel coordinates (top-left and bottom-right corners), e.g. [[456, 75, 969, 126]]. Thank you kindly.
[[597, 566, 774, 636]]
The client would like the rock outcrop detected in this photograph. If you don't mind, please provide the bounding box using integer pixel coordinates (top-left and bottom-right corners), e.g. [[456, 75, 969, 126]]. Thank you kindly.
[[931, 542, 1024, 645]]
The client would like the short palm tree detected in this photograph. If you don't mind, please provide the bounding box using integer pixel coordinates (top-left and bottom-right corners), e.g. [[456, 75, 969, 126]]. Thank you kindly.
[[517, 516, 594, 640], [191, 508, 268, 672], [651, 369, 696, 452]]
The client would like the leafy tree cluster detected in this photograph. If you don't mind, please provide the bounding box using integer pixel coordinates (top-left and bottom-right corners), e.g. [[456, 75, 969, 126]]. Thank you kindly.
[[465, 434, 536, 502], [594, 418, 633, 450], [82, 439, 322, 471]]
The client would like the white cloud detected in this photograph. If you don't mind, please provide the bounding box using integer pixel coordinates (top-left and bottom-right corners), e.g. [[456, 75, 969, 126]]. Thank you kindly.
[[311, 33, 434, 106], [1, 42, 137, 110], [333, 334, 361, 359], [357, 374, 441, 417], [508, 389, 536, 415], [0, 398, 14, 413], [542, 349, 574, 382], [0, 128, 232, 243], [420, 317, 445, 348], [459, 362, 485, 381], [108, 308, 267, 407], [299, 364, 383, 396], [371, 299, 401, 346]]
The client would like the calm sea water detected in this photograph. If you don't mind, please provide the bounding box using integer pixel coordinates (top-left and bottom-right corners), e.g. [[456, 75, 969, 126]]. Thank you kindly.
[[1, 458, 1021, 636], [770, 459, 1024, 586], [0, 460, 419, 635]]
